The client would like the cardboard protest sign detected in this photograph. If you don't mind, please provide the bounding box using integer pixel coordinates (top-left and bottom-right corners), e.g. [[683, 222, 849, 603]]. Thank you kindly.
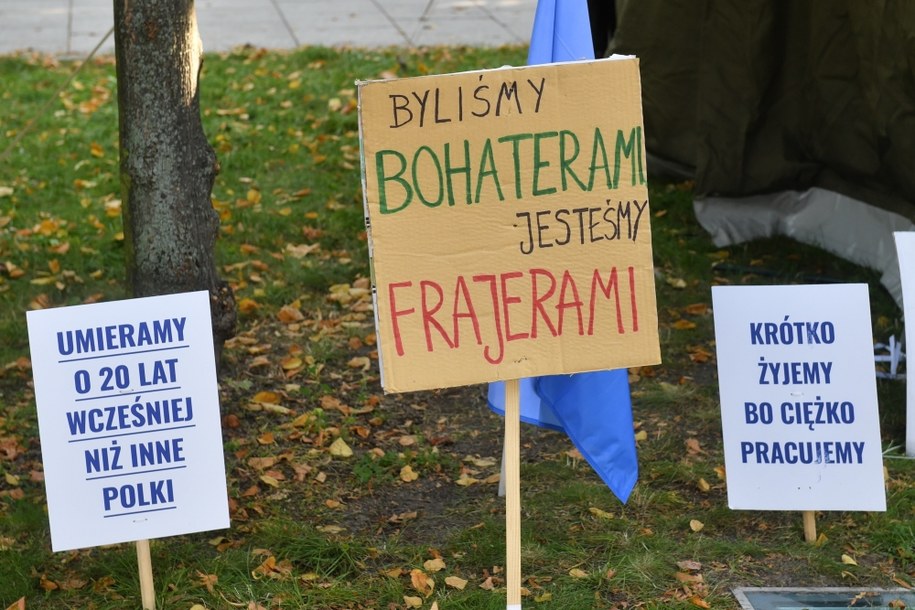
[[712, 284, 886, 511], [27, 291, 229, 551], [358, 57, 660, 392]]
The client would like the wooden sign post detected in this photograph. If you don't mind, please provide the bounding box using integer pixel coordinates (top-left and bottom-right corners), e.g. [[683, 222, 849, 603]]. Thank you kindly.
[[26, 291, 231, 608], [712, 284, 886, 541], [358, 57, 661, 606]]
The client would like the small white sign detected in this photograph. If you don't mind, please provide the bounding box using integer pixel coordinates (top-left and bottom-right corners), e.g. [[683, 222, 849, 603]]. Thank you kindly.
[[894, 232, 915, 456], [712, 284, 885, 511], [27, 291, 230, 551]]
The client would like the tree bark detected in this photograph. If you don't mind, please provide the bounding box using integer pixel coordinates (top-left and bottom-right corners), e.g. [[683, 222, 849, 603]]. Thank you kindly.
[[113, 0, 235, 358]]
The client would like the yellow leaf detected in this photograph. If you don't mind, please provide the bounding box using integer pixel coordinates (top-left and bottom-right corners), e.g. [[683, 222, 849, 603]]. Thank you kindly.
[[535, 592, 553, 602], [4, 473, 19, 486], [410, 568, 434, 597], [588, 507, 613, 520], [277, 304, 304, 323], [666, 276, 687, 289], [445, 575, 468, 590], [841, 554, 858, 566], [247, 189, 262, 204], [697, 478, 711, 492], [423, 557, 446, 572], [259, 474, 280, 488], [456, 473, 480, 486], [634, 429, 648, 442], [237, 298, 260, 314], [689, 595, 711, 608], [329, 437, 353, 458], [673, 319, 697, 330], [689, 519, 704, 532], [281, 356, 303, 370], [403, 596, 422, 609], [347, 356, 371, 371], [400, 465, 419, 482], [569, 568, 588, 579], [90, 142, 104, 157], [252, 390, 280, 404]]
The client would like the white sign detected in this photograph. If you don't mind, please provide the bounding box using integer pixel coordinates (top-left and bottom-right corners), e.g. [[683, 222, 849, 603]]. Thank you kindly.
[[27, 291, 230, 551], [894, 231, 915, 456], [712, 284, 885, 511]]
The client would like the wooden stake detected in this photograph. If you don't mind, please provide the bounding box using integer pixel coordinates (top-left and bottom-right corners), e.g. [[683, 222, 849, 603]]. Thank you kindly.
[[136, 539, 156, 609], [802, 511, 816, 543], [504, 379, 522, 610]]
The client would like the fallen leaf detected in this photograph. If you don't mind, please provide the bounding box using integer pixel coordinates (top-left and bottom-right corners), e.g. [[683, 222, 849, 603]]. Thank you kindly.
[[666, 276, 687, 289], [400, 465, 419, 482], [689, 519, 704, 532], [569, 568, 588, 579], [675, 571, 704, 583], [277, 304, 304, 323], [589, 507, 614, 520], [403, 596, 422, 609], [841, 554, 858, 566], [696, 478, 710, 492], [347, 356, 371, 371], [329, 437, 353, 458], [445, 575, 468, 590], [196, 571, 218, 593], [673, 319, 697, 330], [689, 595, 711, 608], [424, 557, 446, 572], [410, 568, 434, 597]]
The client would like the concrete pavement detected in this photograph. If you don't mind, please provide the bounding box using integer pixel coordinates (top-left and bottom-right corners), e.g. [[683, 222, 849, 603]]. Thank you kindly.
[[0, 0, 537, 57]]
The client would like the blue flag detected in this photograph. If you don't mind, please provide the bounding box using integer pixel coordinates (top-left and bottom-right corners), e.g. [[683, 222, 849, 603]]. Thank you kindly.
[[487, 0, 639, 504]]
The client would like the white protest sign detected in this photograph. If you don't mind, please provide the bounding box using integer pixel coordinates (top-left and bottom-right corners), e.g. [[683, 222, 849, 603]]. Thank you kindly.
[[894, 231, 915, 456], [27, 291, 229, 551], [712, 284, 885, 511]]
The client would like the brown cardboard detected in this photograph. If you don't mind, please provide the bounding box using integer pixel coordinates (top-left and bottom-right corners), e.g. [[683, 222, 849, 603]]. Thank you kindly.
[[358, 57, 660, 393]]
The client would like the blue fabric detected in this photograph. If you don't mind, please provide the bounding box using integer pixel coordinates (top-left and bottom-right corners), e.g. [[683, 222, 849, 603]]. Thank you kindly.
[[526, 0, 595, 65], [486, 0, 639, 504]]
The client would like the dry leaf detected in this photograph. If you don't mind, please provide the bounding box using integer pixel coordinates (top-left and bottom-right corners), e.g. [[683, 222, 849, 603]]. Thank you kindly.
[[589, 507, 613, 520], [400, 465, 419, 482], [4, 598, 25, 610], [689, 595, 711, 608], [410, 568, 434, 597], [689, 519, 704, 532], [424, 557, 446, 572], [696, 478, 710, 492], [841, 554, 858, 566], [329, 437, 353, 458], [675, 571, 704, 583], [445, 575, 468, 590], [403, 596, 422, 608], [569, 568, 588, 579], [673, 319, 697, 330], [196, 571, 218, 593]]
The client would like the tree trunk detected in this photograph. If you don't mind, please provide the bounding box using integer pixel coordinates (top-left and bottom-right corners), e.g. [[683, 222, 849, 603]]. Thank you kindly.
[[113, 0, 235, 359]]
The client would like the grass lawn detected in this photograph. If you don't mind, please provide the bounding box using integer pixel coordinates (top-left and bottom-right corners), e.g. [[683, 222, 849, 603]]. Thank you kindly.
[[0, 45, 913, 609]]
